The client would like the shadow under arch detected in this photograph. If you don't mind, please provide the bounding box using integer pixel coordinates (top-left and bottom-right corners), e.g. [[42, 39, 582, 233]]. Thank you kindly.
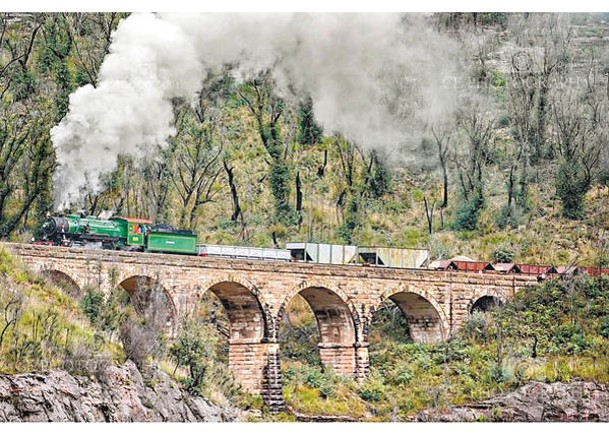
[[375, 287, 447, 343], [278, 284, 357, 346], [40, 269, 81, 298], [116, 275, 177, 331], [470, 295, 502, 313], [203, 279, 269, 343], [277, 283, 358, 377]]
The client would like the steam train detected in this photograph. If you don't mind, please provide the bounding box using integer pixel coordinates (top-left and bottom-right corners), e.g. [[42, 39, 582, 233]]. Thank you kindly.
[[38, 213, 609, 278], [38, 213, 429, 266], [40, 213, 198, 254]]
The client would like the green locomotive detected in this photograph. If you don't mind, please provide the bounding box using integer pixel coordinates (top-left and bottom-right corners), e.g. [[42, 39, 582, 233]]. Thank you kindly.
[[40, 214, 198, 255]]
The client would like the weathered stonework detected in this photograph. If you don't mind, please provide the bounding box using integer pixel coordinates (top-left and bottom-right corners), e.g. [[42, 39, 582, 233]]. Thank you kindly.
[[3, 243, 538, 411]]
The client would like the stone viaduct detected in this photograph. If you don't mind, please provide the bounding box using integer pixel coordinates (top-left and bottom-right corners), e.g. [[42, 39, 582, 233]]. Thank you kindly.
[[4, 243, 538, 410]]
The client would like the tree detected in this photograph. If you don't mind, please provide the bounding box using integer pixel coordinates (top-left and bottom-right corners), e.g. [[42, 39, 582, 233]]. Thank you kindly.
[[431, 126, 452, 209], [237, 72, 294, 225], [169, 318, 217, 394], [297, 96, 323, 146], [171, 96, 224, 229], [507, 13, 573, 164], [63, 13, 125, 87], [551, 82, 603, 220], [452, 105, 495, 231]]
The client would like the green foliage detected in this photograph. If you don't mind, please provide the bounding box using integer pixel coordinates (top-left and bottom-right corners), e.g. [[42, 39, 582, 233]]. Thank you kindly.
[[496, 203, 520, 229], [452, 185, 485, 231], [10, 69, 37, 101], [0, 249, 119, 375], [599, 317, 609, 339], [282, 275, 609, 420], [492, 245, 515, 263], [461, 311, 492, 342], [555, 160, 590, 220], [297, 97, 323, 145], [366, 155, 391, 199], [356, 370, 387, 402], [336, 197, 360, 243], [169, 318, 217, 394], [270, 159, 295, 224], [81, 286, 105, 324]]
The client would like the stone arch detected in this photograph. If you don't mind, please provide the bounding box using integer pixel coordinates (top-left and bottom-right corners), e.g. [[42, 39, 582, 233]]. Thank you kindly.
[[470, 295, 502, 313], [116, 275, 178, 330], [278, 281, 358, 377], [39, 269, 81, 298], [279, 280, 357, 345], [468, 288, 507, 315], [199, 276, 269, 343], [374, 285, 448, 343]]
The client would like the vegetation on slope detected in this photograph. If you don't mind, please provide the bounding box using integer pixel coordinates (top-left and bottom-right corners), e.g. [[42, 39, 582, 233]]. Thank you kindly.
[[0, 248, 121, 374], [1, 12, 609, 422], [0, 248, 258, 413], [278, 275, 609, 421]]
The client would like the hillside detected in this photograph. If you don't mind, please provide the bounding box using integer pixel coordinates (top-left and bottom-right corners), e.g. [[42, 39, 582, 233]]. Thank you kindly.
[[1, 12, 609, 423], [279, 274, 609, 421]]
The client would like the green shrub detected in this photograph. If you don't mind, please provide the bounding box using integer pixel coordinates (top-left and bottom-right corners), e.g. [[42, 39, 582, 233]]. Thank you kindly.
[[492, 245, 515, 263], [599, 317, 609, 339], [81, 287, 105, 324]]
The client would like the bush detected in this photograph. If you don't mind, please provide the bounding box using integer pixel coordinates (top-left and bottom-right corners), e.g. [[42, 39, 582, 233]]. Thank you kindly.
[[119, 318, 163, 368], [356, 371, 386, 403], [452, 188, 485, 231], [496, 203, 521, 229], [599, 317, 609, 339], [461, 311, 492, 342], [81, 287, 105, 324], [169, 319, 218, 394], [492, 245, 515, 263], [555, 160, 590, 220]]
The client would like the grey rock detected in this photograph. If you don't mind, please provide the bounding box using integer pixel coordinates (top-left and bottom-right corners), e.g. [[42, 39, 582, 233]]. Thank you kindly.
[[414, 381, 609, 422], [0, 360, 241, 422]]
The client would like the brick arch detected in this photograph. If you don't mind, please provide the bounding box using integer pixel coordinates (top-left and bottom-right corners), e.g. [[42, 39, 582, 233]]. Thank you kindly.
[[116, 275, 178, 330], [198, 276, 269, 343], [373, 285, 449, 343], [278, 280, 357, 345], [39, 269, 81, 297]]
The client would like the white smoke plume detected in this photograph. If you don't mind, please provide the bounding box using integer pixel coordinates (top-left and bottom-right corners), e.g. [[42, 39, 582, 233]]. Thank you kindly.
[[52, 12, 459, 208]]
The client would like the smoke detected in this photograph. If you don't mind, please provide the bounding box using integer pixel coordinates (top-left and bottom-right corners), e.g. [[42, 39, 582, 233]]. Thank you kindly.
[[52, 12, 459, 208]]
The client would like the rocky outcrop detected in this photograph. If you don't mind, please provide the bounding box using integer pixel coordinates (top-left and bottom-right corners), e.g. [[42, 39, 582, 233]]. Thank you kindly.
[[0, 361, 241, 422], [415, 381, 609, 422]]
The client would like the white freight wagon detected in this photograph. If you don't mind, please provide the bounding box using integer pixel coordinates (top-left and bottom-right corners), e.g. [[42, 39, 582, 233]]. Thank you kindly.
[[357, 247, 429, 268], [197, 244, 291, 261], [286, 242, 358, 265]]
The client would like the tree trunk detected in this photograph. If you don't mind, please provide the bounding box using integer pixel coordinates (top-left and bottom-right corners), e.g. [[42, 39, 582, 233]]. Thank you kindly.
[[424, 196, 434, 235], [295, 171, 303, 228], [223, 160, 242, 223]]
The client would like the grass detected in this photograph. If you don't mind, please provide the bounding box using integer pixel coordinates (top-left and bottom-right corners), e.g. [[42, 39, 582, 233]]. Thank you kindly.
[[0, 248, 123, 375], [279, 275, 609, 421]]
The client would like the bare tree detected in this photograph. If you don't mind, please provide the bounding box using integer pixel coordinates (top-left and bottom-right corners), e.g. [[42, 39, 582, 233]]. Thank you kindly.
[[171, 97, 224, 229], [454, 107, 495, 202], [431, 126, 452, 209], [63, 13, 125, 86], [0, 284, 24, 349], [507, 13, 573, 164]]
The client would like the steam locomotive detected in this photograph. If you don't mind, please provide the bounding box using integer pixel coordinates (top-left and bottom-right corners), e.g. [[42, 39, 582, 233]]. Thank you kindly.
[[40, 213, 198, 254]]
